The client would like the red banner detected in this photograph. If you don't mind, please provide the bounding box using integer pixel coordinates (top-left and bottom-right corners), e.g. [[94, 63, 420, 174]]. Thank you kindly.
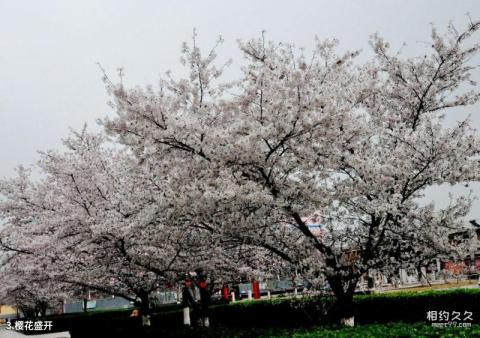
[[252, 280, 261, 299], [222, 285, 230, 301]]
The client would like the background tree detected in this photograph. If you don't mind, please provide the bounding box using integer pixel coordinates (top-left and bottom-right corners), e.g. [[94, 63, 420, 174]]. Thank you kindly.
[[0, 127, 281, 327]]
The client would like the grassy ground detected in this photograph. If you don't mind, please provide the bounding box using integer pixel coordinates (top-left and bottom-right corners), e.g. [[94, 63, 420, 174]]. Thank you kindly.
[[153, 323, 480, 338]]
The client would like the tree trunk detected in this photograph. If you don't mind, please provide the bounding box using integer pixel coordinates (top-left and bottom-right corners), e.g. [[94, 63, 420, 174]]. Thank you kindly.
[[182, 286, 195, 327], [183, 306, 191, 326], [138, 294, 151, 327], [336, 293, 355, 327], [36, 302, 48, 317], [198, 283, 211, 328], [328, 276, 357, 327]]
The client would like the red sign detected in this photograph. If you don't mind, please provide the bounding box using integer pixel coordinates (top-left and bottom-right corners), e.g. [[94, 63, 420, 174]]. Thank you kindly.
[[222, 285, 230, 301], [252, 280, 261, 299], [199, 280, 207, 289], [444, 261, 466, 274]]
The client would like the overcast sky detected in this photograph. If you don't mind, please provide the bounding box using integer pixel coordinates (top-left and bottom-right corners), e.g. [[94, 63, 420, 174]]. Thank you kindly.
[[1, 0, 479, 219]]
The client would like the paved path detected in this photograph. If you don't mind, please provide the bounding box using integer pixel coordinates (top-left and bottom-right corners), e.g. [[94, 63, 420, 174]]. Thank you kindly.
[[0, 326, 70, 338]]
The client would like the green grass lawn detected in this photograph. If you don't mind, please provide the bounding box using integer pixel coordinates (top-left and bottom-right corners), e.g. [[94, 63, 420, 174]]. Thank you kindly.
[[156, 323, 480, 338]]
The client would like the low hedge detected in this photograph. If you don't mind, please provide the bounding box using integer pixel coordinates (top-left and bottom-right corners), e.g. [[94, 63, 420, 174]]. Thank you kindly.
[[355, 289, 480, 324], [153, 288, 480, 328]]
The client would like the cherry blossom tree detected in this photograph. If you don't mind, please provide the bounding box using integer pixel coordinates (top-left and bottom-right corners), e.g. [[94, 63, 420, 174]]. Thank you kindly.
[[0, 127, 280, 327], [0, 254, 65, 318], [0, 133, 174, 324], [102, 21, 480, 325]]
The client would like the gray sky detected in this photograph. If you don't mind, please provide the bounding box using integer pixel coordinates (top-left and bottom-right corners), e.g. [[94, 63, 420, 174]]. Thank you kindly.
[[1, 0, 479, 219]]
